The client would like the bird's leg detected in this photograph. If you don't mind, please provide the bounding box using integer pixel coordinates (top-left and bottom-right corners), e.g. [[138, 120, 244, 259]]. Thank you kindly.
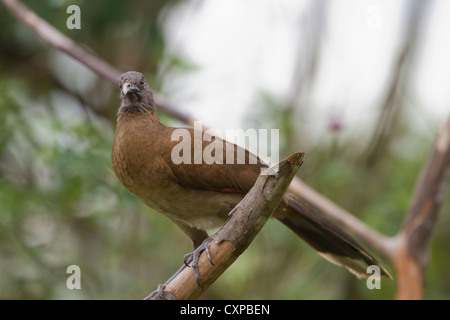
[[184, 236, 216, 287], [169, 220, 215, 286]]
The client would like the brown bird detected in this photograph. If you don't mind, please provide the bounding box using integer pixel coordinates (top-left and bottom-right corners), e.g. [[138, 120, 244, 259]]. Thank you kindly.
[[112, 71, 391, 284]]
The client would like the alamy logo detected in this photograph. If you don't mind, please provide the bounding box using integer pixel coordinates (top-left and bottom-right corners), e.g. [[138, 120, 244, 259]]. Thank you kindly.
[[171, 122, 279, 175], [366, 265, 381, 289], [366, 5, 381, 30], [66, 5, 81, 30], [66, 265, 81, 290]]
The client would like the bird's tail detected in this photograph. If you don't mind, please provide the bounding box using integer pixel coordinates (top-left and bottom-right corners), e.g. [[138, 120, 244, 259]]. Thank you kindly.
[[275, 194, 392, 279]]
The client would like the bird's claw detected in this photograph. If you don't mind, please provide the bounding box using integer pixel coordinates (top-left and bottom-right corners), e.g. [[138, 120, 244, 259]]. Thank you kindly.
[[184, 237, 215, 287]]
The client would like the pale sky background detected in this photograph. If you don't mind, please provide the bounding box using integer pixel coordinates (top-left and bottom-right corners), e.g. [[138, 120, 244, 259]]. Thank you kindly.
[[158, 0, 450, 151]]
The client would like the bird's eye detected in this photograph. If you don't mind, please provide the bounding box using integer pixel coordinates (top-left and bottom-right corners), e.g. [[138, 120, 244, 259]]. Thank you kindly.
[[140, 79, 145, 85], [119, 82, 122, 88]]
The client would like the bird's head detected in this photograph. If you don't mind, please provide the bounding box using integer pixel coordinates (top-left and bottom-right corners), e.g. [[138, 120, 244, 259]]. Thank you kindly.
[[119, 71, 149, 98], [118, 71, 155, 115]]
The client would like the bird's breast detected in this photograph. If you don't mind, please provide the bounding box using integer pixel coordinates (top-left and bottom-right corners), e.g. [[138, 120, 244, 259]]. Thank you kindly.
[[112, 116, 167, 195]]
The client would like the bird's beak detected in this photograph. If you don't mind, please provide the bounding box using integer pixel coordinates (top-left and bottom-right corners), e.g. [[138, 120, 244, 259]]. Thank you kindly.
[[122, 82, 140, 95]]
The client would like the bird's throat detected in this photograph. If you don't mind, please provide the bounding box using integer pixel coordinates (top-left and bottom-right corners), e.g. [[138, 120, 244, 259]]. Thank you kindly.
[[118, 96, 155, 116], [118, 104, 149, 115]]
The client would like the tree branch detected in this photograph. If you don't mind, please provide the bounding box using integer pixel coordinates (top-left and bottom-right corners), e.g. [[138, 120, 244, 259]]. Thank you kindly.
[[146, 153, 304, 300], [1, 0, 121, 83], [394, 116, 450, 299], [1, 0, 197, 126]]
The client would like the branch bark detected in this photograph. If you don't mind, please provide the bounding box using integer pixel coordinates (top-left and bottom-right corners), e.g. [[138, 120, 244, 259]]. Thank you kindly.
[[146, 153, 304, 300]]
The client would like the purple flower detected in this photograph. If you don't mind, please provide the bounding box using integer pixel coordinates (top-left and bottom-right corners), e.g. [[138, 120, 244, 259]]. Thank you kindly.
[[328, 113, 344, 132]]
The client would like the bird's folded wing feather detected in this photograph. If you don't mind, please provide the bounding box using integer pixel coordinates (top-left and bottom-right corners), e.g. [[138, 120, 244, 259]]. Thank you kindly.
[[164, 128, 265, 193]]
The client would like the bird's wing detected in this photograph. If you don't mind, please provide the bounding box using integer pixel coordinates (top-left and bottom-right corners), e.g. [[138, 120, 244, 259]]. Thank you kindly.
[[164, 128, 267, 193]]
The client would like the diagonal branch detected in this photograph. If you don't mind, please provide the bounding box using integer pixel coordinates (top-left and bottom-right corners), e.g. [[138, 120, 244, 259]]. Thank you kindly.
[[146, 153, 304, 300], [1, 0, 197, 126], [1, 0, 121, 83]]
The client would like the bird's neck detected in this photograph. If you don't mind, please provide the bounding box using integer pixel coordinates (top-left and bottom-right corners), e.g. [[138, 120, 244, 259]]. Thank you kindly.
[[116, 100, 164, 134], [118, 93, 157, 118]]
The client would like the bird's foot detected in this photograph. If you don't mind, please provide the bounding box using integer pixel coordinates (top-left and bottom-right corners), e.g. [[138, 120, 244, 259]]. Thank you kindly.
[[184, 236, 216, 287], [143, 284, 177, 300]]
